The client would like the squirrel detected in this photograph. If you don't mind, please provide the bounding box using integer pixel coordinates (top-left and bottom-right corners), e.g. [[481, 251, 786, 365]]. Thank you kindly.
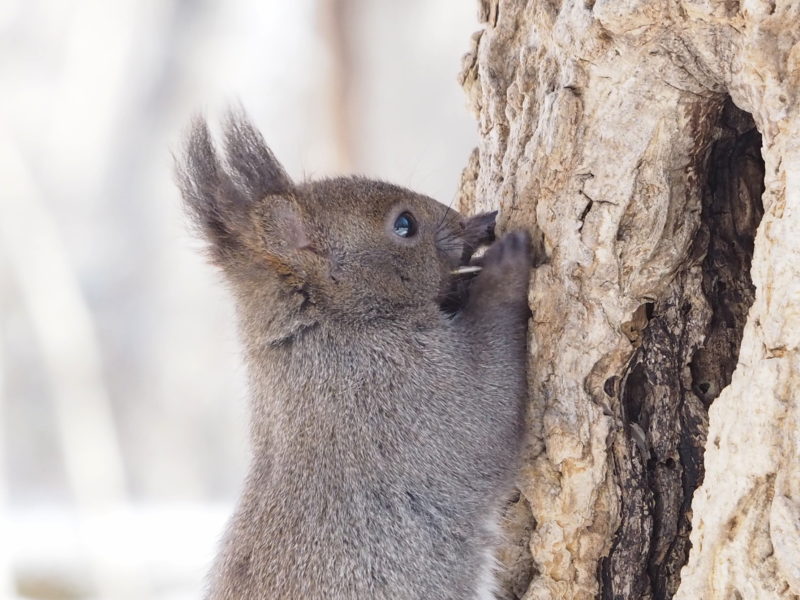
[[175, 111, 533, 600]]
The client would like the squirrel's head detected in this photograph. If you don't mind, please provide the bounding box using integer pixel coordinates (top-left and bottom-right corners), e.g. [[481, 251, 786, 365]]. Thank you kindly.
[[176, 112, 495, 328]]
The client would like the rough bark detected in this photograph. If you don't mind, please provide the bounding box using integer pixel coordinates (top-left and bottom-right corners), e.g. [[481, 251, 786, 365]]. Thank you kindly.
[[458, 1, 800, 598]]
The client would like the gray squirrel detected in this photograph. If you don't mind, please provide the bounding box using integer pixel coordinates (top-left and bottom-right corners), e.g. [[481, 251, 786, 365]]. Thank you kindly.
[[175, 111, 532, 600]]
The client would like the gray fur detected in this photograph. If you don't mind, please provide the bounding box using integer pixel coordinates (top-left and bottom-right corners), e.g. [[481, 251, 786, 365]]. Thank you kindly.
[[175, 111, 532, 600]]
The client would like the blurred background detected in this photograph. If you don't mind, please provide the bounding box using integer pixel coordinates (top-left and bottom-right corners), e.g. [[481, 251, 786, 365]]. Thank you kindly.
[[0, 1, 478, 598]]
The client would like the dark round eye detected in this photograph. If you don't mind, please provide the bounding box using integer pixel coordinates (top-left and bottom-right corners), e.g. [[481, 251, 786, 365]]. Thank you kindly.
[[393, 212, 417, 238]]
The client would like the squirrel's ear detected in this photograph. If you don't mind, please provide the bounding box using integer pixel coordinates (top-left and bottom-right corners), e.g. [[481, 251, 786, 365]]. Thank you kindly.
[[461, 211, 498, 261], [221, 110, 293, 199], [175, 111, 294, 264]]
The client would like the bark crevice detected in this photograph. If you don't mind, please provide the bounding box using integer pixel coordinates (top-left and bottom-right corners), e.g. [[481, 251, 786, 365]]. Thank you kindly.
[[601, 98, 764, 600]]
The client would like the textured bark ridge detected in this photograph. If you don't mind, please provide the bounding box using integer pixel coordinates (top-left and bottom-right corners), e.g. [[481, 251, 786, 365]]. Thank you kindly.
[[458, 2, 800, 598]]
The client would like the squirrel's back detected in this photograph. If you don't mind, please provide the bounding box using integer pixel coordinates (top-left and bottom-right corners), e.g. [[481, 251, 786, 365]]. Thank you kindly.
[[210, 321, 507, 599]]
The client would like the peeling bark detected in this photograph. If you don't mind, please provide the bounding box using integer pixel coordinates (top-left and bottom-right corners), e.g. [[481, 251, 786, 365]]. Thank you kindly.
[[459, 2, 800, 598]]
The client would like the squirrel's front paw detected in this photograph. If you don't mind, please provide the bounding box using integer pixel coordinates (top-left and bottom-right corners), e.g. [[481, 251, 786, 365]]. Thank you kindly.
[[470, 230, 532, 307]]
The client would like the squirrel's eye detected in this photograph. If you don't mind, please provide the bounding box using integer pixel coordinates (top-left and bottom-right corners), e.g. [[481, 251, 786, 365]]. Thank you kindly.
[[393, 212, 417, 238]]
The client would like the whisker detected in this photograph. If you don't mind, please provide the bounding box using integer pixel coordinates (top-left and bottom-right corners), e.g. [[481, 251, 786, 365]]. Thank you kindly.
[[435, 193, 458, 233]]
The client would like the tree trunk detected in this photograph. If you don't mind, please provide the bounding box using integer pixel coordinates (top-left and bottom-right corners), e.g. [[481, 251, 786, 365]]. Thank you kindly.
[[457, 1, 800, 598]]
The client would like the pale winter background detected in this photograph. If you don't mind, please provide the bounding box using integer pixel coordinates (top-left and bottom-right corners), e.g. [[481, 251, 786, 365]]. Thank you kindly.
[[0, 1, 477, 598]]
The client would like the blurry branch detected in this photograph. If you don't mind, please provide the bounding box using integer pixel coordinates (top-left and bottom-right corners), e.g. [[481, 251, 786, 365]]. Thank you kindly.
[[320, 0, 356, 171], [0, 133, 147, 600]]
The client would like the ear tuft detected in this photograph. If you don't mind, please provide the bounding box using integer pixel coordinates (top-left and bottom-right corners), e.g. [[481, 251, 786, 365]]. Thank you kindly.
[[222, 109, 293, 200], [175, 116, 239, 251], [174, 111, 294, 263]]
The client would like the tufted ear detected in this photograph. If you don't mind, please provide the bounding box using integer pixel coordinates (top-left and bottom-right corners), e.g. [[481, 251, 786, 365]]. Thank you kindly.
[[175, 111, 296, 265]]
